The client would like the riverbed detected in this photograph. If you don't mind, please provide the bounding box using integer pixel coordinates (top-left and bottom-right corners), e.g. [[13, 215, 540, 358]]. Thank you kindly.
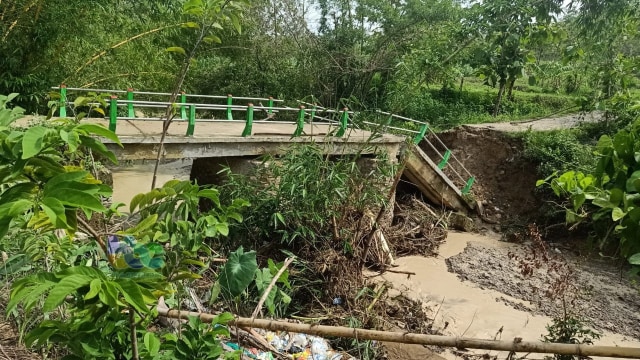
[[381, 231, 640, 360]]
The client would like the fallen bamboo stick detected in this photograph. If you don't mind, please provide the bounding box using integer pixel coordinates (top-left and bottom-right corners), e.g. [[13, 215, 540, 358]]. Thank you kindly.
[[157, 309, 640, 359]]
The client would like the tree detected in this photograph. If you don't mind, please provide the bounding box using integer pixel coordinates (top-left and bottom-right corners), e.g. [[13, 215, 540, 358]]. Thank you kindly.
[[469, 0, 563, 115]]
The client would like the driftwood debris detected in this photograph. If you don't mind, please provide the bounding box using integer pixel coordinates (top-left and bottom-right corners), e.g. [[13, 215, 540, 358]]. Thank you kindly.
[[157, 309, 640, 359]]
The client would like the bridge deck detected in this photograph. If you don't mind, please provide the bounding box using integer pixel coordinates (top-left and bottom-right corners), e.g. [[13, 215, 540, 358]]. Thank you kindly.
[[82, 118, 393, 143]]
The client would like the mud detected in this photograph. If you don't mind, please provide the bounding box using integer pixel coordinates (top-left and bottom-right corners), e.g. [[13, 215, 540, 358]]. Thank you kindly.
[[446, 241, 640, 341], [381, 232, 640, 360]]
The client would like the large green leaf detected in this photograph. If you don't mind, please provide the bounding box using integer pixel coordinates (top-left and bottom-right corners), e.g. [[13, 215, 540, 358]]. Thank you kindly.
[[0, 199, 33, 218], [42, 274, 93, 312], [79, 135, 117, 164], [115, 278, 152, 314], [41, 197, 69, 228], [217, 247, 257, 298], [44, 171, 89, 191], [47, 189, 106, 212], [629, 253, 640, 265], [74, 124, 121, 146], [21, 126, 48, 159]]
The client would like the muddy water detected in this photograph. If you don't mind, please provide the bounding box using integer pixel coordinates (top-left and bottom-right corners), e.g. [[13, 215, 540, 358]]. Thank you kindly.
[[110, 159, 193, 209], [382, 232, 640, 360]]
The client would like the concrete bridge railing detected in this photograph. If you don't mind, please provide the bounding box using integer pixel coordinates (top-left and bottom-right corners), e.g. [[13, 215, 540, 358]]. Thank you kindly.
[[51, 85, 476, 199]]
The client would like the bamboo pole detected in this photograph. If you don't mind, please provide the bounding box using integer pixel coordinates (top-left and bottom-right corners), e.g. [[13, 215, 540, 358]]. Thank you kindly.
[[157, 309, 640, 359]]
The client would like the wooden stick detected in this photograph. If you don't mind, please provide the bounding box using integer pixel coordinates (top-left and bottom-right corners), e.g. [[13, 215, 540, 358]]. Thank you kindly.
[[251, 257, 294, 319], [157, 309, 640, 359]]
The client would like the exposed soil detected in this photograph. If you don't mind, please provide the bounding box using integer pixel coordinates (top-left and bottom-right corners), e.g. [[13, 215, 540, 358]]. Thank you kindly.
[[426, 126, 541, 224], [446, 241, 640, 341]]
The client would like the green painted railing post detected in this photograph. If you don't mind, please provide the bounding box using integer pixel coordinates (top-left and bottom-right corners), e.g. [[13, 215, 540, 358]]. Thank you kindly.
[[268, 96, 274, 114], [413, 124, 429, 144], [242, 103, 253, 137], [59, 84, 67, 117], [226, 94, 233, 120], [126, 88, 135, 118], [438, 149, 451, 169], [462, 176, 475, 194], [109, 95, 118, 132], [336, 107, 348, 137], [293, 106, 305, 137], [186, 104, 196, 136], [180, 92, 187, 120]]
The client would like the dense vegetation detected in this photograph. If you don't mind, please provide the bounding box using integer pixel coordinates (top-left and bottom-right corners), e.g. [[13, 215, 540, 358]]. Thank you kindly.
[[2, 0, 639, 127]]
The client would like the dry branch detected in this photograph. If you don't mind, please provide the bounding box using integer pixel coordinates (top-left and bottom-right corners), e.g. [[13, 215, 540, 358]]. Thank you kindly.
[[251, 257, 294, 319], [157, 309, 640, 359]]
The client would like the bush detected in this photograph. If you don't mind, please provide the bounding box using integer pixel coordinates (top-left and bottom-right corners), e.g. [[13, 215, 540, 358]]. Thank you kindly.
[[521, 129, 596, 176], [220, 143, 395, 250]]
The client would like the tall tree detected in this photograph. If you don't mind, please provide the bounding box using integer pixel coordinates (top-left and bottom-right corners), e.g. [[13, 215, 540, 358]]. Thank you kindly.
[[469, 0, 563, 115]]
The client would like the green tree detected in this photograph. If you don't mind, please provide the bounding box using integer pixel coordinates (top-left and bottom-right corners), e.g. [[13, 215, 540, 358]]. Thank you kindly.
[[469, 0, 563, 115]]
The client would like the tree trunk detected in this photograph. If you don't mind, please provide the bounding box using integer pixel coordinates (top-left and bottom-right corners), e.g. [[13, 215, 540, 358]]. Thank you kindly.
[[506, 78, 515, 101], [459, 77, 464, 92], [493, 80, 506, 116]]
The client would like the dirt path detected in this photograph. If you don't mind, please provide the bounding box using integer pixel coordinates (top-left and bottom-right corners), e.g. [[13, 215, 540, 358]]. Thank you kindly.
[[381, 232, 640, 360], [467, 111, 604, 132]]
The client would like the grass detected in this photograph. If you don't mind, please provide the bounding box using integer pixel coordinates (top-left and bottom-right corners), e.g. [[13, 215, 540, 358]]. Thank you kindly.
[[389, 76, 579, 130]]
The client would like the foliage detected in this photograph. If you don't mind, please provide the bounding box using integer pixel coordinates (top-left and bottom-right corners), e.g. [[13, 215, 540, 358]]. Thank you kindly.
[[162, 315, 239, 360], [221, 143, 395, 249], [0, 92, 256, 359], [543, 313, 601, 360], [468, 0, 563, 115], [521, 129, 596, 176], [538, 117, 640, 267], [0, 93, 120, 238]]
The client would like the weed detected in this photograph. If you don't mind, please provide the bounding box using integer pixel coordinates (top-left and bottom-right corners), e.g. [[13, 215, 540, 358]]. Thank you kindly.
[[508, 224, 600, 359]]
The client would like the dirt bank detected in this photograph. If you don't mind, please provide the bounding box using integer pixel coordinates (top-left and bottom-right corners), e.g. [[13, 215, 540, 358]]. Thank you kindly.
[[428, 126, 540, 224]]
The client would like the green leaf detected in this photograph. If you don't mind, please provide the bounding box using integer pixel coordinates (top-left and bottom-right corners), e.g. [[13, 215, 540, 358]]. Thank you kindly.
[[129, 193, 145, 213], [123, 214, 158, 235], [75, 123, 121, 145], [43, 274, 92, 312], [47, 189, 106, 212], [0, 199, 33, 218], [79, 135, 118, 164], [41, 197, 69, 228], [84, 278, 102, 300], [183, 21, 200, 28], [166, 47, 186, 55], [144, 332, 161, 356], [217, 247, 257, 298], [21, 126, 48, 159], [612, 207, 626, 221], [215, 222, 229, 236], [116, 279, 151, 314], [629, 253, 640, 265], [203, 35, 222, 44], [60, 129, 80, 152], [626, 171, 640, 193]]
